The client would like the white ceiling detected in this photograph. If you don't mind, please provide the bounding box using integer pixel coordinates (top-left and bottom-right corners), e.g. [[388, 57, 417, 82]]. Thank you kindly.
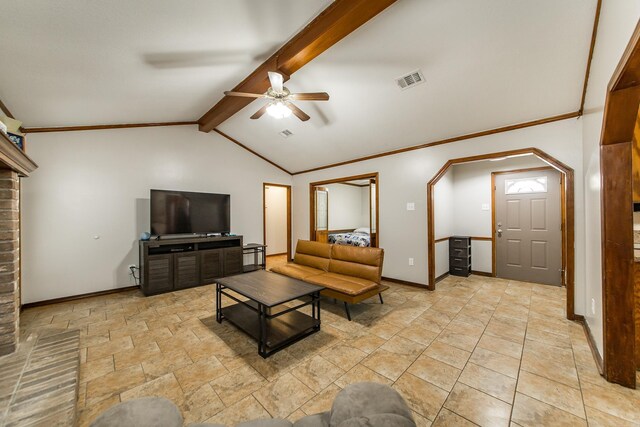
[[1, 0, 597, 173], [0, 0, 329, 126]]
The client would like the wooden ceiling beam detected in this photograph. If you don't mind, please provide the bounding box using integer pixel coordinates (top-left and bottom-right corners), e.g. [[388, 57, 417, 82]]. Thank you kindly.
[[197, 0, 398, 133]]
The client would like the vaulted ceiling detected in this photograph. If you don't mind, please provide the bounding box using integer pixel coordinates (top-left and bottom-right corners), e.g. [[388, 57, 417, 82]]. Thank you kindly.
[[0, 0, 598, 173]]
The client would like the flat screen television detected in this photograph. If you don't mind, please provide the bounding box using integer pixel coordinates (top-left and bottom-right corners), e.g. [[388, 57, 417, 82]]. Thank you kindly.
[[150, 189, 230, 236]]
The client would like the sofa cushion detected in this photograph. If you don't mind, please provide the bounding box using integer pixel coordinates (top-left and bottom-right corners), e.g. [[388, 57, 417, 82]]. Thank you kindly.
[[328, 382, 414, 427], [294, 240, 332, 271], [336, 414, 415, 427], [304, 272, 378, 296], [329, 245, 383, 283], [271, 263, 324, 280]]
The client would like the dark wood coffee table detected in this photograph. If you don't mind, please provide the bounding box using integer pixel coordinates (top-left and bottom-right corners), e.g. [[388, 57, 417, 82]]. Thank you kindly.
[[215, 270, 324, 358]]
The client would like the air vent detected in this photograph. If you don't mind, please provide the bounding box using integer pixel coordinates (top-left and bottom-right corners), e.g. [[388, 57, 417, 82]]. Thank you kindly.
[[396, 70, 425, 90], [279, 129, 293, 138]]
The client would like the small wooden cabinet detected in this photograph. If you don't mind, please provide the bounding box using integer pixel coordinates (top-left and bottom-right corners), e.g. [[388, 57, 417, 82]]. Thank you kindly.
[[449, 236, 471, 277], [140, 236, 243, 296]]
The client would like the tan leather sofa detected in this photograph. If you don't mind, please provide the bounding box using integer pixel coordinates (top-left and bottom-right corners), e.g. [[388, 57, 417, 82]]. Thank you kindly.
[[271, 240, 388, 320]]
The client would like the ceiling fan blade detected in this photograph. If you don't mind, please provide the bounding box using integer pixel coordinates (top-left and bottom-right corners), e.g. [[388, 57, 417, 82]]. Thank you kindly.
[[290, 92, 330, 101], [224, 91, 264, 98], [267, 71, 284, 94], [287, 103, 310, 122], [250, 104, 269, 119]]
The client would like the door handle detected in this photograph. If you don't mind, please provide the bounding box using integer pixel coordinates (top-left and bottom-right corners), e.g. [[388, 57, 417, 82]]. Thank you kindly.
[[497, 228, 503, 237]]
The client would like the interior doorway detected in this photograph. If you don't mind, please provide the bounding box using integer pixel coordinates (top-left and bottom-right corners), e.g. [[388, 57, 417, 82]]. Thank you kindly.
[[492, 167, 563, 286], [309, 173, 379, 247], [263, 183, 291, 263], [597, 21, 640, 388], [427, 148, 575, 318]]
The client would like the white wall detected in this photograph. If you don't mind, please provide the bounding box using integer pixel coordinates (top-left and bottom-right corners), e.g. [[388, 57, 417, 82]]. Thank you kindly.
[[434, 168, 453, 277], [581, 1, 640, 355], [449, 156, 548, 273], [265, 185, 288, 255], [292, 118, 585, 317], [325, 183, 367, 230], [21, 125, 291, 303]]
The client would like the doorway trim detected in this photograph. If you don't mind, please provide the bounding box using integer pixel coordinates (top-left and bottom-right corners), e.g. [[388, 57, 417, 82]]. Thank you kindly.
[[426, 147, 575, 321], [263, 183, 292, 262], [491, 166, 563, 285], [309, 173, 379, 247], [597, 20, 640, 388]]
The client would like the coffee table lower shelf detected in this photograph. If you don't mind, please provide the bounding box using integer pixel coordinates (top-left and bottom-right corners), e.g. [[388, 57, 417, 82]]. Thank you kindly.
[[220, 301, 320, 357]]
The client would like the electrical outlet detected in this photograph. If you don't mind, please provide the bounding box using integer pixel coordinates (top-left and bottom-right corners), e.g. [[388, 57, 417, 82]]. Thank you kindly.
[[408, 258, 414, 266], [591, 298, 596, 315]]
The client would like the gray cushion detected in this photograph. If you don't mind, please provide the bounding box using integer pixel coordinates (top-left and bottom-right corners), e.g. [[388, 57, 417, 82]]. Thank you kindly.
[[336, 414, 416, 427], [90, 397, 183, 427], [293, 413, 330, 427], [328, 382, 415, 427], [237, 420, 292, 427]]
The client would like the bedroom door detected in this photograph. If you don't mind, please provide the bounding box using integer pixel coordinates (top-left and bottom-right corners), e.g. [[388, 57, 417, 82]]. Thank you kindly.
[[494, 169, 562, 286]]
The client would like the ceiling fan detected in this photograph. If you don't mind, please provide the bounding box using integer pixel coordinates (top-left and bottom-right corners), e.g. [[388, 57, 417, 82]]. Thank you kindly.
[[224, 71, 329, 121]]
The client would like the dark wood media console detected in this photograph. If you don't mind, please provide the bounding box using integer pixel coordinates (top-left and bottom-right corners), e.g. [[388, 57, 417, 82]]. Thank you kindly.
[[139, 235, 243, 296]]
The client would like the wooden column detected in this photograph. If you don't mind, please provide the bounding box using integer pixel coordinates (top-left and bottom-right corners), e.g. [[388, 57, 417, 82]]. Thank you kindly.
[[601, 141, 636, 387]]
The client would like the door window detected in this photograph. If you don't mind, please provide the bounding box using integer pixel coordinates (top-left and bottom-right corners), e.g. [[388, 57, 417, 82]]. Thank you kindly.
[[505, 176, 547, 194]]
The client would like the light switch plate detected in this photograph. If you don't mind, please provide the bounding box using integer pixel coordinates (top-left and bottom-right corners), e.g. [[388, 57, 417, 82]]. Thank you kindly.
[[481, 203, 490, 211], [407, 202, 415, 211]]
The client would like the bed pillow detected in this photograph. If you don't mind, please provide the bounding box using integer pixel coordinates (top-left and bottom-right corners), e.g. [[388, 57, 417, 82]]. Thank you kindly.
[[353, 227, 370, 234]]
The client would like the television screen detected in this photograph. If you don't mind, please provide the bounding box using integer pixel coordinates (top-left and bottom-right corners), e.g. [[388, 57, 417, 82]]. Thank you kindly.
[[150, 190, 230, 235]]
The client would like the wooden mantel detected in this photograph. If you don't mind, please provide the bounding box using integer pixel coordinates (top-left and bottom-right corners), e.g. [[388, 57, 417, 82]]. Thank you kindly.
[[0, 132, 37, 176]]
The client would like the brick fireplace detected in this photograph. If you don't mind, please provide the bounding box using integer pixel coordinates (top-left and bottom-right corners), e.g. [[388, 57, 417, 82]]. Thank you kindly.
[[0, 170, 19, 355], [0, 132, 37, 356]]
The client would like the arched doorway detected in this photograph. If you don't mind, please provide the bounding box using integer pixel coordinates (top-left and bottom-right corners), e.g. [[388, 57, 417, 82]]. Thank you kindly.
[[426, 147, 575, 321]]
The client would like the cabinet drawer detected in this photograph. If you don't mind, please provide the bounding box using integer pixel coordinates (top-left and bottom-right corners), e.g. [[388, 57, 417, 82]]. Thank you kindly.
[[450, 246, 470, 258], [449, 237, 471, 249], [450, 265, 470, 277], [449, 256, 471, 268]]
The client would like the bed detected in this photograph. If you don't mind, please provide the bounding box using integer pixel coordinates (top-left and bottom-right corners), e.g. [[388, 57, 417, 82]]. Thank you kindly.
[[328, 227, 371, 247]]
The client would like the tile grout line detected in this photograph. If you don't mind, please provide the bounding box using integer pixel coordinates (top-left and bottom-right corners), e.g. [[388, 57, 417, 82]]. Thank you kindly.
[[506, 284, 533, 424]]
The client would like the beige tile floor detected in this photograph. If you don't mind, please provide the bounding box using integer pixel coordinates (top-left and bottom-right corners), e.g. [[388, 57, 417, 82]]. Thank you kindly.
[[19, 273, 640, 427]]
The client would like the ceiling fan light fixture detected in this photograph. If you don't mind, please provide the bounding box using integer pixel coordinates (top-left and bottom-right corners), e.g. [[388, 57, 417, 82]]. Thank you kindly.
[[266, 101, 292, 119]]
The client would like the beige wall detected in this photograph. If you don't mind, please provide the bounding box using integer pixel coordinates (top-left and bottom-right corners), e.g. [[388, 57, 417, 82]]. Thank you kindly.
[[324, 183, 368, 230], [21, 125, 292, 303], [434, 169, 453, 278], [448, 156, 548, 273], [292, 118, 585, 315], [581, 0, 640, 355]]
